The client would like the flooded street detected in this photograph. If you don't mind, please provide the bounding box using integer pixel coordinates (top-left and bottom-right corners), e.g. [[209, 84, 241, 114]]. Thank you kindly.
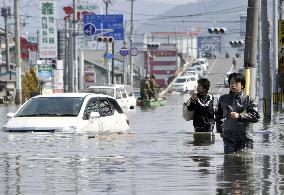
[[0, 95, 284, 194]]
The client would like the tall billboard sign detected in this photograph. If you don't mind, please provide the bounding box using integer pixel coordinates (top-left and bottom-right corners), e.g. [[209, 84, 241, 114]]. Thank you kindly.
[[39, 0, 57, 58], [197, 36, 221, 56]]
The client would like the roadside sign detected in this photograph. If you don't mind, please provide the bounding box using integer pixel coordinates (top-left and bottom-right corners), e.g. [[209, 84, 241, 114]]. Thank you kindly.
[[105, 53, 113, 59], [83, 14, 124, 40], [84, 23, 96, 36], [39, 0, 57, 59], [130, 47, 139, 56], [120, 47, 129, 56]]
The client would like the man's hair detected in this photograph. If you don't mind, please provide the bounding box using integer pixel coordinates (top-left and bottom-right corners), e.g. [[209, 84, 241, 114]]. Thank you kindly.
[[198, 78, 210, 92], [228, 72, 245, 88], [151, 74, 155, 78]]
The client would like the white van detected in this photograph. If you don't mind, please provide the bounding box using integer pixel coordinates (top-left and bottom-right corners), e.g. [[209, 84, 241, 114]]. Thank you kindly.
[[171, 76, 197, 93], [87, 84, 136, 110], [194, 58, 209, 72]]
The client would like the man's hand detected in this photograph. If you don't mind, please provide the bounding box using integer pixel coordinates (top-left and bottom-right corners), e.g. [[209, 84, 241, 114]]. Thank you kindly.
[[191, 93, 198, 101], [228, 112, 240, 119]]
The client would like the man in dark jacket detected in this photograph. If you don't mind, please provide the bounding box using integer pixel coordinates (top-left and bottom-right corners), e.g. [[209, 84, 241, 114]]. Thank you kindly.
[[215, 73, 260, 154], [184, 78, 215, 132], [140, 75, 151, 101], [149, 74, 158, 99]]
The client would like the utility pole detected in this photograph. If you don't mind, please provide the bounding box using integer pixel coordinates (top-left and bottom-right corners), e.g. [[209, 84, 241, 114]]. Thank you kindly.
[[1, 4, 11, 72], [73, 0, 78, 92], [261, 0, 272, 117], [279, 0, 283, 19], [103, 0, 114, 85], [129, 0, 134, 87], [244, 0, 259, 99], [64, 18, 69, 92], [273, 0, 278, 104], [14, 0, 22, 103], [122, 21, 127, 84]]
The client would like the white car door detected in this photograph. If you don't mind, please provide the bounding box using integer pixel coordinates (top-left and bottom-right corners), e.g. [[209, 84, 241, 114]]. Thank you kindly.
[[97, 98, 125, 132], [82, 98, 103, 132], [115, 88, 127, 108], [120, 88, 129, 109]]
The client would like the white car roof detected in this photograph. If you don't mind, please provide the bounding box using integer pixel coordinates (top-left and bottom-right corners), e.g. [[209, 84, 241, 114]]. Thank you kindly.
[[34, 93, 113, 99], [177, 75, 196, 79], [87, 84, 130, 89]]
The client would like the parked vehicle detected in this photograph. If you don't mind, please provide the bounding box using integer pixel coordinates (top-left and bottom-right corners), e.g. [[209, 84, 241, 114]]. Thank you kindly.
[[182, 70, 198, 80], [187, 67, 198, 72], [202, 52, 216, 59], [194, 65, 205, 78], [224, 71, 233, 87], [212, 94, 220, 112], [194, 58, 209, 72], [2, 93, 129, 133], [170, 76, 197, 93], [86, 84, 136, 110]]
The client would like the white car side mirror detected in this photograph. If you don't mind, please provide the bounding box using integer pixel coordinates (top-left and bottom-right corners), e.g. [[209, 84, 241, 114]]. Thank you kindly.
[[89, 112, 100, 119], [7, 112, 15, 118]]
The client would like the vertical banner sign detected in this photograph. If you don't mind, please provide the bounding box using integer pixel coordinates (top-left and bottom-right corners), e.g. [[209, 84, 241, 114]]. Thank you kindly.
[[39, 0, 57, 58], [278, 20, 284, 73], [38, 64, 52, 81]]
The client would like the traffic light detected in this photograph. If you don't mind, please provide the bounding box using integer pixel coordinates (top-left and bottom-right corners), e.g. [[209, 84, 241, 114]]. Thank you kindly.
[[208, 27, 227, 34], [229, 40, 245, 48], [96, 36, 114, 43], [51, 59, 57, 68], [147, 43, 160, 50]]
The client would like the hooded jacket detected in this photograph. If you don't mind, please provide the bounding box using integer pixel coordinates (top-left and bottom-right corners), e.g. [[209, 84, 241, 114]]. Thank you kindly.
[[215, 91, 260, 144], [186, 93, 215, 131]]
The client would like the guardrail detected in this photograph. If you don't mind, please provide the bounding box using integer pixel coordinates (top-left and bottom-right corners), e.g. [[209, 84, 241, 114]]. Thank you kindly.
[[159, 59, 194, 98]]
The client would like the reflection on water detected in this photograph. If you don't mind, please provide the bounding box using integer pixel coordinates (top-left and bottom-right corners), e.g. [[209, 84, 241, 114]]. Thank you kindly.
[[216, 154, 256, 194], [0, 96, 284, 194], [193, 132, 215, 146]]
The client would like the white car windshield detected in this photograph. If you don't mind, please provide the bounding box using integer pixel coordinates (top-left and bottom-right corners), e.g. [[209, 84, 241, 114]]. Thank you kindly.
[[16, 97, 84, 117], [176, 78, 186, 83], [197, 61, 204, 64], [87, 88, 114, 97]]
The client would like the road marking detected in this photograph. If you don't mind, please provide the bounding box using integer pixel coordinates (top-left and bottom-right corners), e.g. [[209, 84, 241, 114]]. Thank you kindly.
[[205, 58, 218, 78], [217, 63, 235, 95]]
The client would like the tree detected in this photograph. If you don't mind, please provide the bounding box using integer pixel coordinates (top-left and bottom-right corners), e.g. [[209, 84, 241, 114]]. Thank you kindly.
[[22, 68, 40, 102]]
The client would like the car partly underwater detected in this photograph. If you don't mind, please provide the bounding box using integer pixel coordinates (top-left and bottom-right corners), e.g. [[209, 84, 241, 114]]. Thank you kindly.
[[2, 93, 129, 133]]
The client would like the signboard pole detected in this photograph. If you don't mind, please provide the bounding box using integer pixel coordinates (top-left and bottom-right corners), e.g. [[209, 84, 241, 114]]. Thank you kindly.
[[14, 0, 22, 104], [112, 41, 115, 84], [73, 0, 78, 92], [129, 0, 134, 87], [64, 19, 69, 92]]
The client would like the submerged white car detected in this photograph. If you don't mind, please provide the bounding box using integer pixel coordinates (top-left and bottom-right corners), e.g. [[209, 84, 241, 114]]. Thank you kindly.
[[2, 93, 129, 133]]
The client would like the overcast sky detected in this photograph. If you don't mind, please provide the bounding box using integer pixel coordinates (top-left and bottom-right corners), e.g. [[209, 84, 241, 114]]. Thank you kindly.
[[144, 0, 199, 5]]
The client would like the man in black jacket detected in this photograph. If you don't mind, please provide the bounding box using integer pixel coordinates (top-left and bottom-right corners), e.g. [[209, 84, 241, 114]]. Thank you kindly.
[[215, 73, 260, 154], [184, 78, 215, 132]]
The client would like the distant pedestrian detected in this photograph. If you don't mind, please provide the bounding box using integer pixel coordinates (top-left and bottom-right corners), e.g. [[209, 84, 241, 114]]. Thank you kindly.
[[215, 73, 260, 154], [140, 75, 151, 101], [232, 57, 237, 70], [184, 78, 215, 132], [149, 74, 158, 99]]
